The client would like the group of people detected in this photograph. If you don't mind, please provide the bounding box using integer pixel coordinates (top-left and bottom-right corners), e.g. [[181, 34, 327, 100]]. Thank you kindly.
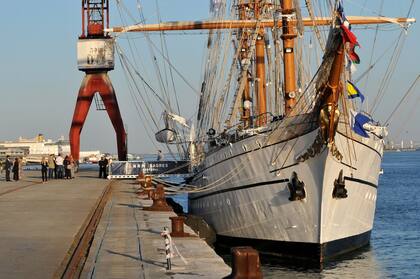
[[2, 153, 116, 182], [40, 154, 77, 182], [1, 156, 23, 181]]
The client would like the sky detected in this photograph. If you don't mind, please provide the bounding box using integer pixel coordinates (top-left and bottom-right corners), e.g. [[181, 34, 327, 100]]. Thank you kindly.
[[0, 1, 418, 154]]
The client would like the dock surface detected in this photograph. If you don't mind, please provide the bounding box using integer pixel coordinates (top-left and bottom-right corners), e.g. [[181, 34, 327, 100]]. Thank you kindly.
[[0, 171, 110, 279], [0, 171, 231, 279], [81, 180, 231, 279]]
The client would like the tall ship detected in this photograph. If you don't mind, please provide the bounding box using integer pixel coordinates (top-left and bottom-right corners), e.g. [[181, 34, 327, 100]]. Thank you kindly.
[[106, 0, 415, 262]]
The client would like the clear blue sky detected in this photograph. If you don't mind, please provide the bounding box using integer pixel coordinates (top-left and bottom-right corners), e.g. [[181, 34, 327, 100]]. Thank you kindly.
[[0, 1, 418, 154]]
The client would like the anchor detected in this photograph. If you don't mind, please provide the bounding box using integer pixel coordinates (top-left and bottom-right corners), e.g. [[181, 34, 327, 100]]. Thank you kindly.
[[287, 172, 306, 201], [333, 170, 348, 199]]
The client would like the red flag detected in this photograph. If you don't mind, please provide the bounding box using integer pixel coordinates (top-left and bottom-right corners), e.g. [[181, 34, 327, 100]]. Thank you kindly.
[[341, 24, 361, 64], [341, 24, 359, 46]]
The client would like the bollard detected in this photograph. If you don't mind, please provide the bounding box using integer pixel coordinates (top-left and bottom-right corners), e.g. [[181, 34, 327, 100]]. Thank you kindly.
[[145, 175, 152, 188], [140, 187, 154, 200], [169, 216, 192, 237], [161, 227, 173, 270], [138, 175, 154, 199], [225, 247, 263, 279], [136, 172, 145, 189], [143, 184, 173, 211], [145, 188, 153, 200], [136, 172, 145, 196]]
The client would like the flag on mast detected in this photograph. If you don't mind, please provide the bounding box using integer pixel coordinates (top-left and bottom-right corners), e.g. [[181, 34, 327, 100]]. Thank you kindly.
[[341, 25, 361, 64], [338, 1, 361, 64], [347, 80, 365, 102], [350, 110, 371, 138]]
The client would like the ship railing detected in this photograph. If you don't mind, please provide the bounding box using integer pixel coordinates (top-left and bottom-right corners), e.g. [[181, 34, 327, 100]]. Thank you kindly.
[[216, 112, 278, 144]]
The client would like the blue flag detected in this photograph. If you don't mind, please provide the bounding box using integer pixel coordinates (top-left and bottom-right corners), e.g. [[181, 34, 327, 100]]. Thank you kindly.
[[350, 110, 371, 138]]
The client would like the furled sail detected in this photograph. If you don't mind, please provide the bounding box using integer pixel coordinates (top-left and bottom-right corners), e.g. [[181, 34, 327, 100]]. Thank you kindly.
[[155, 128, 177, 143]]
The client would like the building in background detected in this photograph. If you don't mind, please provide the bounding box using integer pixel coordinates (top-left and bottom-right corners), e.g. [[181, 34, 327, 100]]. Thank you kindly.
[[0, 134, 70, 163], [0, 134, 104, 163]]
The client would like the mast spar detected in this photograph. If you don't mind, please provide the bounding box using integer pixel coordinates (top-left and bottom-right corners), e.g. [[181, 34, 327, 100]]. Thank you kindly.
[[238, 0, 251, 128], [281, 0, 297, 115], [255, 0, 267, 126], [106, 17, 415, 33], [106, 13, 415, 125]]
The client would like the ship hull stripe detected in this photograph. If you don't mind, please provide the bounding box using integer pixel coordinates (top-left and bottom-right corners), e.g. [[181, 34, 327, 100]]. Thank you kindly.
[[344, 176, 378, 188], [189, 179, 289, 200], [190, 175, 376, 200]]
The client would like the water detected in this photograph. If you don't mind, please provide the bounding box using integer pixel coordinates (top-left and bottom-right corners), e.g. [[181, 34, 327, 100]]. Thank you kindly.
[[173, 151, 420, 278]]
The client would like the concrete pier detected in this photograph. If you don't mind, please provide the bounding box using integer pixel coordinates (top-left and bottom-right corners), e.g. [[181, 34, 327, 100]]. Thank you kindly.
[[81, 180, 231, 279], [0, 171, 231, 279], [0, 171, 110, 279]]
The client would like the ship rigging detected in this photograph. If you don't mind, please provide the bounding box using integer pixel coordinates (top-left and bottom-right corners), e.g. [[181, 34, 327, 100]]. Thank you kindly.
[[105, 0, 415, 262]]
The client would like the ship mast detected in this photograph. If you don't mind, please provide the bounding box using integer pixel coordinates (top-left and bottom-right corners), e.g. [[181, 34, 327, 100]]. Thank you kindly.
[[281, 0, 297, 116], [254, 0, 267, 126], [107, 12, 415, 126], [238, 1, 251, 128]]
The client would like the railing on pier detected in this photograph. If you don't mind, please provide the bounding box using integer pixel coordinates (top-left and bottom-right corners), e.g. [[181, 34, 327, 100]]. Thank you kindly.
[[108, 160, 191, 179]]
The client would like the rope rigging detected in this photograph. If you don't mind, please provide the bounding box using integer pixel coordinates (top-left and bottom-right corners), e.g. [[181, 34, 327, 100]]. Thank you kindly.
[[369, 0, 414, 115], [107, 0, 416, 190], [384, 75, 419, 126]]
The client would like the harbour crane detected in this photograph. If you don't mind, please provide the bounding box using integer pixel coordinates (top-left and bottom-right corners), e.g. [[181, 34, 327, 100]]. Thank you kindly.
[[70, 0, 127, 161]]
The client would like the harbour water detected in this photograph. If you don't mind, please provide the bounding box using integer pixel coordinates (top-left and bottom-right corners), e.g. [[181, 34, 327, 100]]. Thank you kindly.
[[173, 151, 420, 278]]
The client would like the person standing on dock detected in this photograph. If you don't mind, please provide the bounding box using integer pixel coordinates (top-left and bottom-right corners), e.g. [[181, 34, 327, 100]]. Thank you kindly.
[[54, 155, 58, 179], [63, 156, 71, 179], [69, 155, 75, 179], [98, 156, 108, 179], [12, 158, 19, 181], [104, 156, 109, 178], [41, 157, 48, 182], [5, 156, 12, 182], [55, 154, 64, 179], [48, 154, 55, 180]]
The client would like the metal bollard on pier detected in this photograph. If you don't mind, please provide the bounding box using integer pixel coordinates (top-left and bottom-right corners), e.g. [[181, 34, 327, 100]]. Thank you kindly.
[[136, 172, 145, 192], [137, 175, 154, 199], [225, 246, 263, 279], [169, 216, 193, 237], [143, 184, 173, 211]]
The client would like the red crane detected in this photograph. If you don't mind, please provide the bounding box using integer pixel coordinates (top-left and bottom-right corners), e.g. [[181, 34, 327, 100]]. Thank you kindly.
[[70, 0, 127, 161]]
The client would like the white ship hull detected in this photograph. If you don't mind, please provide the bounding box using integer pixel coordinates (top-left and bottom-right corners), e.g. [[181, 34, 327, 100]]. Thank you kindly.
[[189, 116, 384, 261]]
